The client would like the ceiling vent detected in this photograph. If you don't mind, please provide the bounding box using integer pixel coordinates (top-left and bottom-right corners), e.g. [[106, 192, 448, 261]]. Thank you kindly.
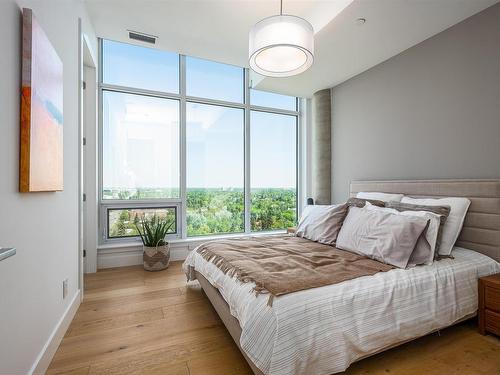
[[128, 30, 157, 44]]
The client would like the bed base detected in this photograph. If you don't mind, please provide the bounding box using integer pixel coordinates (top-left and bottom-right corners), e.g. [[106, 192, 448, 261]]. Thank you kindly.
[[195, 270, 476, 375], [195, 271, 265, 375]]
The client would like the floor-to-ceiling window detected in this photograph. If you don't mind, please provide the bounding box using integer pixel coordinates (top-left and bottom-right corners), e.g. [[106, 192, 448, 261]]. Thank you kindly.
[[186, 103, 245, 236], [250, 110, 297, 232], [99, 39, 301, 242]]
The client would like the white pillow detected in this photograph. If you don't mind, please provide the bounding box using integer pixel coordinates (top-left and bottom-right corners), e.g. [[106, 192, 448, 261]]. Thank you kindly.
[[336, 205, 429, 268], [356, 191, 404, 202], [365, 203, 441, 266], [401, 196, 471, 256], [296, 204, 348, 245]]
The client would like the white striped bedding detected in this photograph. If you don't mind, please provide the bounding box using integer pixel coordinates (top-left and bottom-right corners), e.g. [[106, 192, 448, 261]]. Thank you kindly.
[[182, 247, 500, 375]]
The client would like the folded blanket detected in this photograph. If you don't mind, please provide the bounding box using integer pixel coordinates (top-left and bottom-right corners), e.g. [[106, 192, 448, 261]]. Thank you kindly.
[[188, 235, 393, 305]]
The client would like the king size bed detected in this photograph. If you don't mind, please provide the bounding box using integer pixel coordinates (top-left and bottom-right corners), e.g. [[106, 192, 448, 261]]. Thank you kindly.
[[182, 179, 500, 375]]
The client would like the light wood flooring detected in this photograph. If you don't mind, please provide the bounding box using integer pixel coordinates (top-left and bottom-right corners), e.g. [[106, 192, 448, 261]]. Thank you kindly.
[[47, 262, 500, 375]]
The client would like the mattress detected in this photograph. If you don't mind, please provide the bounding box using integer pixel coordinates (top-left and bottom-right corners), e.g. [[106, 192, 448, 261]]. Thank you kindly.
[[183, 247, 500, 375]]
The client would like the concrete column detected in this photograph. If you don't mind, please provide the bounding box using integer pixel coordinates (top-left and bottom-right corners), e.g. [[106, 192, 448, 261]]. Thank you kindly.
[[311, 89, 331, 204]]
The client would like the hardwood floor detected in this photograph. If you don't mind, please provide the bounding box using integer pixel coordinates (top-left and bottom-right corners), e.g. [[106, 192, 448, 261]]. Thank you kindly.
[[48, 262, 500, 375]]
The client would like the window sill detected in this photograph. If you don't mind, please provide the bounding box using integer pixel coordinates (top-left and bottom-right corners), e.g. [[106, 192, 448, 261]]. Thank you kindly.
[[97, 230, 288, 251]]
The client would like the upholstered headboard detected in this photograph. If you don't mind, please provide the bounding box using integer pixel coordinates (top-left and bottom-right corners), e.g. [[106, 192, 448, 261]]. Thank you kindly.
[[350, 179, 500, 262]]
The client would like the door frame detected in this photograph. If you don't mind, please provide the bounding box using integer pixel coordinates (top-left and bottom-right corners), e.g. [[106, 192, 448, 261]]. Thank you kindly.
[[78, 19, 97, 299]]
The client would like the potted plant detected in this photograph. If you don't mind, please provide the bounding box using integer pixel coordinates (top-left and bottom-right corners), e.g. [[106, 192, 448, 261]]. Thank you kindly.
[[136, 214, 174, 271]]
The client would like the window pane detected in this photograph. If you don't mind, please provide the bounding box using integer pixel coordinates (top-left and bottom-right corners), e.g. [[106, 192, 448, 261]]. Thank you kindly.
[[186, 102, 244, 236], [102, 39, 179, 93], [250, 111, 296, 231], [250, 89, 297, 111], [108, 207, 176, 239], [102, 91, 180, 199], [186, 56, 243, 103]]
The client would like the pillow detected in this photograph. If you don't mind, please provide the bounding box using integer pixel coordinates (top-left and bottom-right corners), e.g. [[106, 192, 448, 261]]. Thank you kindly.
[[296, 204, 348, 245], [365, 203, 441, 267], [336, 205, 429, 268], [385, 201, 451, 257], [347, 197, 385, 208], [401, 197, 471, 256], [356, 191, 404, 202]]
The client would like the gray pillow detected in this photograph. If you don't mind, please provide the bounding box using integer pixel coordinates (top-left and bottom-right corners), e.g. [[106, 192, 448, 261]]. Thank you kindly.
[[296, 204, 348, 245], [347, 197, 385, 208], [385, 201, 450, 258], [336, 206, 429, 268]]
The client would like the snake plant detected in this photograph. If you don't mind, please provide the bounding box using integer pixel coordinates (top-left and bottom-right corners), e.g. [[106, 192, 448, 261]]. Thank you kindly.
[[136, 214, 174, 248]]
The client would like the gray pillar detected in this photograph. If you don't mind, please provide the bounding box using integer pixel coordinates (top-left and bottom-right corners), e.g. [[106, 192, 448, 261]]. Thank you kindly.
[[311, 89, 332, 204]]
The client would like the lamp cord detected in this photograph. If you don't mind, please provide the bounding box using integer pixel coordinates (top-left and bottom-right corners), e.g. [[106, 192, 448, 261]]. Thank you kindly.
[[280, 0, 283, 15]]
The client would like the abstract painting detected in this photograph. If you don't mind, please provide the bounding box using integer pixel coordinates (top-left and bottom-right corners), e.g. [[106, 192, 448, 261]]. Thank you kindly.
[[20, 8, 63, 192]]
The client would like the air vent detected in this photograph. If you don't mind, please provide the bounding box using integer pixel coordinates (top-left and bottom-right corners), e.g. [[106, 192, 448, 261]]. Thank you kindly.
[[128, 30, 157, 44]]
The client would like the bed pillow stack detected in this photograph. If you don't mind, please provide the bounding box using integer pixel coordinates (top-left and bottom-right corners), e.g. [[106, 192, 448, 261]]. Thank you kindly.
[[296, 204, 348, 245], [336, 204, 428, 268], [363, 203, 444, 266], [356, 191, 469, 257], [340, 191, 469, 267], [297, 191, 470, 267]]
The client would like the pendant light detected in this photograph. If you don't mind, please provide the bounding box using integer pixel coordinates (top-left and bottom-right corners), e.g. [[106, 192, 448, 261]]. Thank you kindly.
[[249, 0, 314, 77]]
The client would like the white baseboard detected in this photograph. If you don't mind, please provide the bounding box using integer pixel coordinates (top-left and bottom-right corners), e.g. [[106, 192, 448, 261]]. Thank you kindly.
[[97, 245, 190, 269], [29, 289, 81, 375], [85, 258, 97, 273]]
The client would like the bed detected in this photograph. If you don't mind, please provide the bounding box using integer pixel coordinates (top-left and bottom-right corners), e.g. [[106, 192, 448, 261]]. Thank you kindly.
[[183, 179, 500, 375]]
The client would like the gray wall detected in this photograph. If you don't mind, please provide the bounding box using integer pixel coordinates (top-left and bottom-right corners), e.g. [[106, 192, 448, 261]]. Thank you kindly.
[[331, 3, 500, 202]]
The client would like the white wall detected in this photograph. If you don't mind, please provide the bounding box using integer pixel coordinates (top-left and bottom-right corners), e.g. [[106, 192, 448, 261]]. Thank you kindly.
[[331, 3, 500, 202], [0, 1, 96, 374]]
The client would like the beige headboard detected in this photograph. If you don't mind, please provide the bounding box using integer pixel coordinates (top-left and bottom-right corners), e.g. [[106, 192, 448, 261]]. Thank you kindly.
[[350, 179, 500, 262]]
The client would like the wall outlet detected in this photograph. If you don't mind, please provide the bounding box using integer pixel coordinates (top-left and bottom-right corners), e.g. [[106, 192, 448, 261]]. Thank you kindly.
[[62, 279, 68, 299]]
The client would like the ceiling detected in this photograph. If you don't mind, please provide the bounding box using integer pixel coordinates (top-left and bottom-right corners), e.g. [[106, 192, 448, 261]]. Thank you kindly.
[[85, 0, 498, 98]]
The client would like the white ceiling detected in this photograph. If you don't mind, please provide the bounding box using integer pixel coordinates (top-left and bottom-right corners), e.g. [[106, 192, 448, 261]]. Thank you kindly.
[[85, 0, 498, 98]]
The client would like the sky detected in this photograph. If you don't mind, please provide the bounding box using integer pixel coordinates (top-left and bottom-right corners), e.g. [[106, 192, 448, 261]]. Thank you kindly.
[[102, 40, 297, 190]]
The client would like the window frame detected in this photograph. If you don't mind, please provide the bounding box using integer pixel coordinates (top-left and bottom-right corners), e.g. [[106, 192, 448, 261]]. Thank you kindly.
[[98, 39, 302, 245], [106, 205, 179, 239]]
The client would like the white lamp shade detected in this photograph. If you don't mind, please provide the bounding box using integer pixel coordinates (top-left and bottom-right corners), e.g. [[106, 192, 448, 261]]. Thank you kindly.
[[249, 15, 314, 77]]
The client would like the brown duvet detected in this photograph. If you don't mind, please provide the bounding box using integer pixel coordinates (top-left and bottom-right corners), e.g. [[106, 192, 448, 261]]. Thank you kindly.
[[192, 235, 394, 305]]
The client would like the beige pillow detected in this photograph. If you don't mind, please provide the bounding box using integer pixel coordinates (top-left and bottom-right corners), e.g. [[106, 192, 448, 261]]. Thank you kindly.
[[296, 204, 348, 245], [336, 205, 429, 268]]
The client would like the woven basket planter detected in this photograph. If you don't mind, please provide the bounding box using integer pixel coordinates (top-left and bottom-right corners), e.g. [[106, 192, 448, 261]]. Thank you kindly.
[[143, 244, 170, 272]]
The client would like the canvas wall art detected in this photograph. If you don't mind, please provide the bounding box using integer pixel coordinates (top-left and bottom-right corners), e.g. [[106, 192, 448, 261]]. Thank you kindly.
[[20, 8, 63, 192]]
